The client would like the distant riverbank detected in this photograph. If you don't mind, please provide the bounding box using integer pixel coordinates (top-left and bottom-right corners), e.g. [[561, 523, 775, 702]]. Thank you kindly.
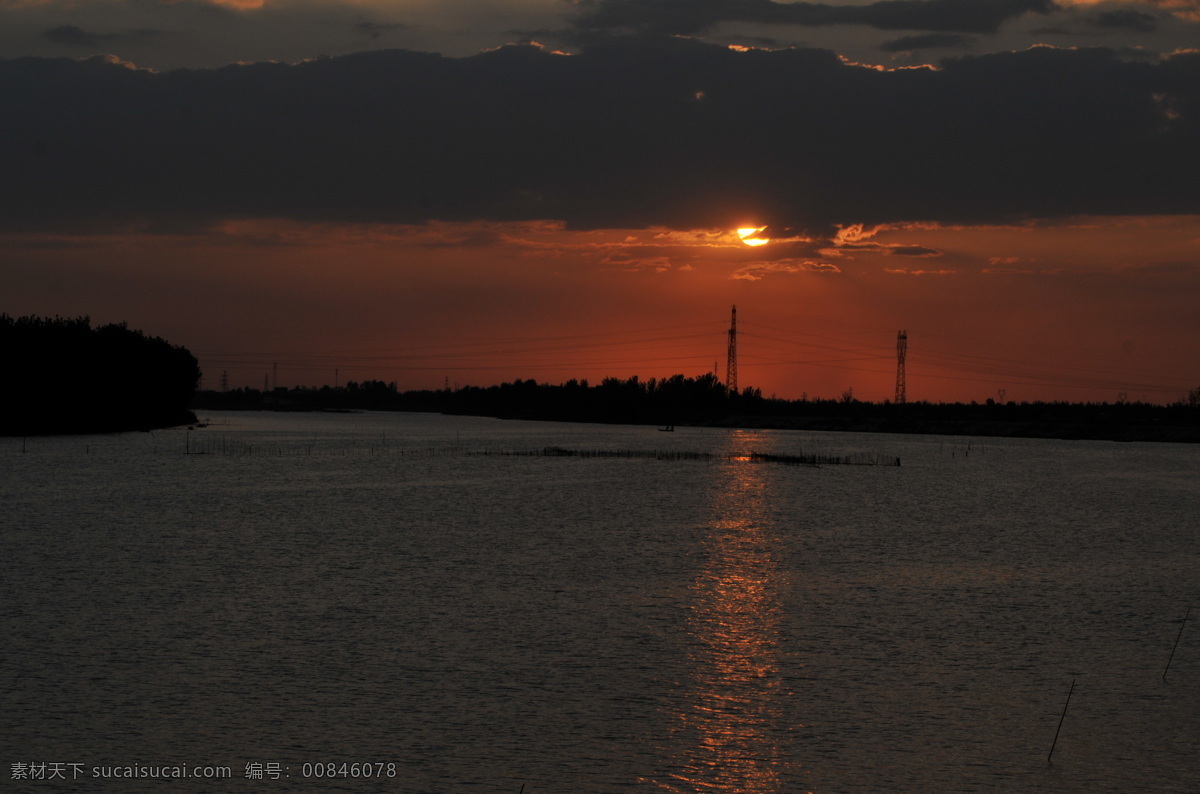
[[193, 375, 1200, 444], [701, 413, 1200, 443]]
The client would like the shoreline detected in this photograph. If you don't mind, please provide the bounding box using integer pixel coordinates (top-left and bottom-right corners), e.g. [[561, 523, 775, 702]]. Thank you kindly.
[[183, 403, 1200, 444], [698, 413, 1200, 443]]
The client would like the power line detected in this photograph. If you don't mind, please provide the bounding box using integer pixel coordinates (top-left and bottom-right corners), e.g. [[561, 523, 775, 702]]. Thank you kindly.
[[193, 315, 1188, 398]]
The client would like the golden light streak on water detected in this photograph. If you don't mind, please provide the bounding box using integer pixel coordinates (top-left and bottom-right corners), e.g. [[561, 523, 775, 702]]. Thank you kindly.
[[649, 431, 808, 793]]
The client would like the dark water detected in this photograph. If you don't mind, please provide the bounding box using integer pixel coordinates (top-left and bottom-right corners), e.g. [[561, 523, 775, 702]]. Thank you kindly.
[[3, 412, 1198, 791]]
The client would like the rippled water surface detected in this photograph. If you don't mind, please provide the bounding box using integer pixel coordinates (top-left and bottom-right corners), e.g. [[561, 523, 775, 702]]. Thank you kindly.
[[3, 411, 1198, 792]]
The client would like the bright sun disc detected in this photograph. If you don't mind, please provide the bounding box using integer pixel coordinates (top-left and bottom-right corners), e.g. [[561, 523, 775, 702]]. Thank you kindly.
[[737, 227, 769, 246]]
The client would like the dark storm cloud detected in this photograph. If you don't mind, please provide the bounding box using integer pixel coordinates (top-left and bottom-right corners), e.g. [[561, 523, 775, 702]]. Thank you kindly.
[[42, 25, 166, 48], [1094, 9, 1159, 32], [355, 19, 413, 40], [1, 39, 1198, 234], [42, 25, 113, 48], [879, 32, 973, 51], [888, 245, 945, 257], [568, 0, 1056, 36]]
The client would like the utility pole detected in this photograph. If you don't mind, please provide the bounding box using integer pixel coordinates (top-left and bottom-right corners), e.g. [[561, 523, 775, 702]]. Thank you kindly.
[[895, 330, 907, 404], [726, 305, 738, 396]]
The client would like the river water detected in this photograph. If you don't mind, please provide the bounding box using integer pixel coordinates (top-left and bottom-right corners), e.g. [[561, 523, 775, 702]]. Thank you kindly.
[[2, 411, 1198, 792]]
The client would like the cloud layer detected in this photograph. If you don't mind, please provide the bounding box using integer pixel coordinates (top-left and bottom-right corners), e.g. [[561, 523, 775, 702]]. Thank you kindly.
[[4, 0, 1200, 72], [568, 0, 1056, 37], [2, 39, 1197, 235]]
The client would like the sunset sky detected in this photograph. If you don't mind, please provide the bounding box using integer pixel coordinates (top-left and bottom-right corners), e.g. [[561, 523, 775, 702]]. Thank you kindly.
[[2, 0, 1198, 403]]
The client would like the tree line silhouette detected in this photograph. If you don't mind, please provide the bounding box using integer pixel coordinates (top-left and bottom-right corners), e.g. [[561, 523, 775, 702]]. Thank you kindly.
[[7, 312, 1192, 441], [2, 314, 200, 435], [200, 373, 757, 425], [195, 373, 1200, 442]]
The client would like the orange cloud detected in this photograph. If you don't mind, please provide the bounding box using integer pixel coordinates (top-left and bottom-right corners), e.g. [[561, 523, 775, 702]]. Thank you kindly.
[[883, 267, 956, 276], [833, 224, 884, 245], [174, 0, 265, 8], [730, 260, 841, 280], [1059, 0, 1200, 21]]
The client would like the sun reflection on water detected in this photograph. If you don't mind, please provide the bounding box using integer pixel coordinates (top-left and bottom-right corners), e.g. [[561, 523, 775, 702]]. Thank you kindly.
[[649, 433, 806, 793]]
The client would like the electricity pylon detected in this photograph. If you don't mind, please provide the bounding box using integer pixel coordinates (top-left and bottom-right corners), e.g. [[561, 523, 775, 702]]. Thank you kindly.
[[726, 305, 738, 396]]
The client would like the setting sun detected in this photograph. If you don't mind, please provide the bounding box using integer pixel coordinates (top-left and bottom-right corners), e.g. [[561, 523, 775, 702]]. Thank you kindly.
[[737, 227, 769, 246]]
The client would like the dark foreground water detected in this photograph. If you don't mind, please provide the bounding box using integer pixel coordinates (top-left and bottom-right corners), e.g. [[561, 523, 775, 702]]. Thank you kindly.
[[2, 411, 1198, 792]]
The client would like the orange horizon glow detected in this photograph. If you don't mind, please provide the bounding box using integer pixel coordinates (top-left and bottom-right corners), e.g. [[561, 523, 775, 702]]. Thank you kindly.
[[4, 214, 1198, 405]]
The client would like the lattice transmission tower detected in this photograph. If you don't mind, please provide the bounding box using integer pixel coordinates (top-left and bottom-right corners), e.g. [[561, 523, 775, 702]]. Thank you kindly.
[[726, 305, 738, 396], [895, 330, 907, 404]]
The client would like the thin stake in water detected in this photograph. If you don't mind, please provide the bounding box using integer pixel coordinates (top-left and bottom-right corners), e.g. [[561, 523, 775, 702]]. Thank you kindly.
[[1163, 606, 1191, 682], [1047, 678, 1075, 764]]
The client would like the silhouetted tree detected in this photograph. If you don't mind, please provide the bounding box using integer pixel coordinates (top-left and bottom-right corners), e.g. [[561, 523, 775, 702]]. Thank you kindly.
[[1, 314, 200, 435]]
